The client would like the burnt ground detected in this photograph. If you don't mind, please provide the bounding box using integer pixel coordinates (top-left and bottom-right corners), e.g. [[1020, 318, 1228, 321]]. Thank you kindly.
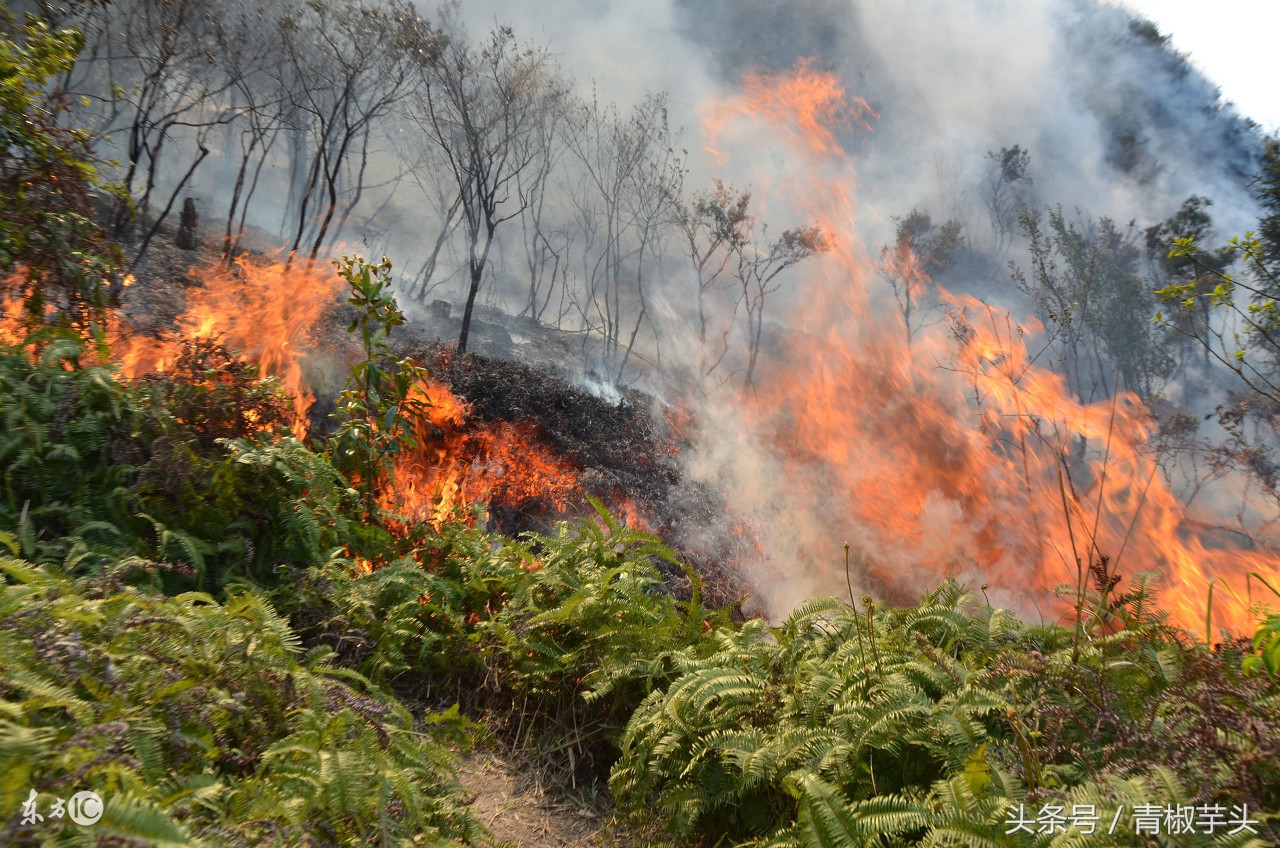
[[399, 339, 756, 612]]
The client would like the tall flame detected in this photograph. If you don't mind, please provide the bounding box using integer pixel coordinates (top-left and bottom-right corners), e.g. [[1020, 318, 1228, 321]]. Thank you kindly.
[[115, 256, 344, 437], [701, 64, 1278, 634]]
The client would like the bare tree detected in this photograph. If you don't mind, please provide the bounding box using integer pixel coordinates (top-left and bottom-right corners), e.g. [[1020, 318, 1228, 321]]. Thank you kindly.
[[42, 0, 419, 263], [410, 23, 565, 353], [985, 144, 1032, 255], [398, 141, 465, 304], [564, 91, 684, 376], [274, 0, 440, 263], [737, 224, 828, 386], [674, 179, 826, 387], [674, 180, 751, 378], [217, 3, 293, 261], [515, 90, 572, 325], [60, 0, 235, 257], [879, 209, 962, 348], [881, 235, 929, 350]]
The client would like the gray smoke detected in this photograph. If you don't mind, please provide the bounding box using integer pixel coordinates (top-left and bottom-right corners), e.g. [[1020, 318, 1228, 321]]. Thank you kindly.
[[50, 0, 1275, 617]]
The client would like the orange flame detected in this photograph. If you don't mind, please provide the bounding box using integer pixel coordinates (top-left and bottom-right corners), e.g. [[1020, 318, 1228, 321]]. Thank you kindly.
[[700, 60, 877, 164], [386, 379, 658, 535], [115, 256, 344, 437], [1, 273, 70, 346], [108, 257, 652, 536], [612, 496, 654, 534], [389, 379, 585, 531], [0, 287, 25, 347], [703, 63, 1278, 635]]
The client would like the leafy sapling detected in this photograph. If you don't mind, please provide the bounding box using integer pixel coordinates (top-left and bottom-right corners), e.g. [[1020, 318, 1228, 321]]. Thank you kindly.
[[329, 255, 430, 521]]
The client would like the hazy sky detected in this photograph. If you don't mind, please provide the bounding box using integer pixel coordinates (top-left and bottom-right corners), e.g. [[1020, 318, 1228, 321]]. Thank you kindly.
[[1119, 0, 1280, 132]]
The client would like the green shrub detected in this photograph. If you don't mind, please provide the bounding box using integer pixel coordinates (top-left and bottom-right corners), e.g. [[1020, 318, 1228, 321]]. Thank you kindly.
[[328, 254, 431, 521], [1246, 614, 1280, 681], [0, 329, 138, 563], [610, 580, 1280, 846], [481, 502, 727, 777], [0, 14, 123, 335], [0, 552, 479, 847], [289, 501, 734, 788], [0, 331, 380, 591]]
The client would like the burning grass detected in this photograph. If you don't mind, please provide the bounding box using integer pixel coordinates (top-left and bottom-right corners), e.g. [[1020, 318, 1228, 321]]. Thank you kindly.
[[413, 348, 676, 525], [411, 347, 756, 609]]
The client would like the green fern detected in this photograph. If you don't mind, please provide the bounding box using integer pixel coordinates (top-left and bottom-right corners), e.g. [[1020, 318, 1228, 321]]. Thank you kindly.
[[0, 555, 480, 846], [609, 578, 1279, 845]]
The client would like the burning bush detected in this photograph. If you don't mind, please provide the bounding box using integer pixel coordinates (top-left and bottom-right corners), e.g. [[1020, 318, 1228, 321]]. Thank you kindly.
[[391, 377, 585, 532], [0, 329, 371, 590]]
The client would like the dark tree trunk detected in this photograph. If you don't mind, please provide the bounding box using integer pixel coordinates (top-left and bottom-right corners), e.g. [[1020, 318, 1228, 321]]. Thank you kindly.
[[457, 263, 482, 354], [176, 197, 199, 250]]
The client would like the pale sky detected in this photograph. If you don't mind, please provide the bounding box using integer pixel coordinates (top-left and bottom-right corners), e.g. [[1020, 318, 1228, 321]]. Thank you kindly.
[[1119, 0, 1280, 133]]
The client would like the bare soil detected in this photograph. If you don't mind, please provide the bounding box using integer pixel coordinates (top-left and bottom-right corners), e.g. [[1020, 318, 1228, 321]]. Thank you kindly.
[[459, 752, 606, 848]]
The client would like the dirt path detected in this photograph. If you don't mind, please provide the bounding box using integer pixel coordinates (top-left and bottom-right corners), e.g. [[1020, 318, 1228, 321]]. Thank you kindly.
[[459, 753, 605, 847]]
